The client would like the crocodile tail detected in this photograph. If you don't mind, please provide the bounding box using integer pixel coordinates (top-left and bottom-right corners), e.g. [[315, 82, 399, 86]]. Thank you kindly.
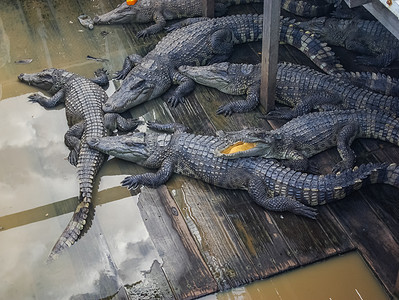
[[47, 196, 90, 262], [281, 0, 333, 17], [280, 17, 344, 75], [383, 163, 399, 188]]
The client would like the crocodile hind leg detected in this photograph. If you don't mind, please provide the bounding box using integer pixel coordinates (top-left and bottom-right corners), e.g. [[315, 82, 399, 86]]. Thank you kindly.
[[247, 175, 318, 219], [332, 122, 359, 173], [104, 113, 141, 132], [64, 122, 85, 166], [266, 90, 343, 120]]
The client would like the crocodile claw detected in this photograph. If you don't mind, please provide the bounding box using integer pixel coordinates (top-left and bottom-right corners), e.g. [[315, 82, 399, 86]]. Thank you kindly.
[[68, 150, 79, 167], [167, 96, 185, 108], [113, 70, 128, 80], [136, 30, 149, 38], [216, 104, 234, 117], [121, 175, 141, 190], [28, 93, 43, 103]]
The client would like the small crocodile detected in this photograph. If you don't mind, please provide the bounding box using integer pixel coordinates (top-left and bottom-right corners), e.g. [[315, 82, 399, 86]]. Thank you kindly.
[[178, 61, 399, 117], [87, 122, 399, 219], [18, 68, 140, 260], [215, 109, 399, 172], [295, 17, 399, 67], [103, 14, 343, 114]]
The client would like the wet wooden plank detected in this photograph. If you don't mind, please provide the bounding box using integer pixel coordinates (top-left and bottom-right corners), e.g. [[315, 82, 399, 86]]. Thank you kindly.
[[137, 186, 218, 299], [168, 176, 298, 290]]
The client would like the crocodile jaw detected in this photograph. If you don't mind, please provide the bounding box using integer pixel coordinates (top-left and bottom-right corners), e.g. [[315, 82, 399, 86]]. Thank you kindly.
[[93, 2, 138, 24], [87, 132, 149, 163], [178, 63, 232, 91], [18, 69, 56, 91], [103, 75, 156, 113]]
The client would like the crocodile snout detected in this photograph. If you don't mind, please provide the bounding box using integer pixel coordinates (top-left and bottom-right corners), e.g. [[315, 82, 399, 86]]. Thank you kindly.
[[18, 73, 25, 81]]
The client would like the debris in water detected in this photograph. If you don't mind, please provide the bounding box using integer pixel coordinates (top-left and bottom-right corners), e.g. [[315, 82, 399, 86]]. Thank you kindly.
[[87, 55, 109, 62], [100, 31, 109, 37], [15, 59, 33, 64], [78, 14, 94, 30]]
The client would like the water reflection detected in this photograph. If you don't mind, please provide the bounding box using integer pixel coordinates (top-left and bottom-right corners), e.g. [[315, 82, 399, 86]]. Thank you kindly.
[[0, 95, 160, 299]]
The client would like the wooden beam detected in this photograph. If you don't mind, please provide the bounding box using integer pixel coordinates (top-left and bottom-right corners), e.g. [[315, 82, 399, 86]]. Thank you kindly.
[[202, 0, 215, 17], [260, 0, 281, 113]]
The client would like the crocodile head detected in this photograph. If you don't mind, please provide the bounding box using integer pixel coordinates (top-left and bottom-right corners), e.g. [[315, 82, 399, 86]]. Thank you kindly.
[[215, 129, 280, 159], [103, 62, 168, 113], [87, 131, 171, 163], [179, 62, 258, 95], [93, 1, 152, 25], [18, 68, 73, 93]]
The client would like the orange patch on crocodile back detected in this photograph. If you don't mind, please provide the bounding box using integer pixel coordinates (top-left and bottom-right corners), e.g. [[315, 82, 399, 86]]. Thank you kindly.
[[127, 0, 138, 5], [221, 141, 257, 155]]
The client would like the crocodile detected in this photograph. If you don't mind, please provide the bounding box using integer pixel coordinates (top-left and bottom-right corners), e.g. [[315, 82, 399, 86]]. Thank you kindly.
[[281, 0, 342, 17], [93, 0, 263, 37], [102, 14, 344, 114], [295, 17, 399, 67], [92, 0, 341, 36], [215, 109, 399, 172], [87, 122, 399, 219], [18, 68, 140, 260], [178, 61, 399, 117]]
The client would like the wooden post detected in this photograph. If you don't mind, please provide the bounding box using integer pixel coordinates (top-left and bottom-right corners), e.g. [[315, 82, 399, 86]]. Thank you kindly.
[[202, 0, 214, 17], [259, 0, 281, 113]]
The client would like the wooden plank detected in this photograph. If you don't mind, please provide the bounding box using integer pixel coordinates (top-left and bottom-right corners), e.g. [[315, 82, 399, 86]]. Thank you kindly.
[[202, 0, 215, 17], [137, 186, 218, 299], [167, 176, 299, 290], [364, 0, 399, 40], [259, 0, 281, 113], [344, 0, 372, 8]]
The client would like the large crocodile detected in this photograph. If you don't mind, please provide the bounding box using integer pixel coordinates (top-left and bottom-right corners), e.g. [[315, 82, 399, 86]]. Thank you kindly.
[[215, 109, 399, 172], [92, 0, 341, 36], [87, 122, 399, 219], [295, 17, 399, 67], [178, 61, 399, 117], [93, 0, 262, 37], [18, 68, 140, 260], [102, 14, 343, 114]]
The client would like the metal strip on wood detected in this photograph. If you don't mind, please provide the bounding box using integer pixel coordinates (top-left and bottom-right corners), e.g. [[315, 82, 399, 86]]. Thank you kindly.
[[259, 0, 281, 113]]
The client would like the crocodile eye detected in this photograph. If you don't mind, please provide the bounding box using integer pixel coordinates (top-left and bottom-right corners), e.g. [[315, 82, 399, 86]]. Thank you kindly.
[[130, 78, 145, 90]]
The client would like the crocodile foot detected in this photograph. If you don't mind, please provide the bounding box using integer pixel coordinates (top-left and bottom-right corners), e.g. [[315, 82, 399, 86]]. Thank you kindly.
[[216, 103, 234, 117], [167, 96, 185, 108], [121, 175, 141, 190]]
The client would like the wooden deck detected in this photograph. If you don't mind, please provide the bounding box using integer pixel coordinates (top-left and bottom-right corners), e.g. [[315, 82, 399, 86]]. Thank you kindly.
[[0, 0, 399, 299]]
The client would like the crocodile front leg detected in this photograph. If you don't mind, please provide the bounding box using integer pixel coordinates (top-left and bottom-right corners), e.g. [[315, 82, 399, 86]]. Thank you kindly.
[[28, 89, 65, 108], [64, 121, 85, 166], [137, 10, 166, 38], [121, 157, 175, 189], [216, 84, 260, 116], [168, 70, 196, 107], [114, 54, 143, 80], [332, 122, 359, 173], [247, 175, 318, 219]]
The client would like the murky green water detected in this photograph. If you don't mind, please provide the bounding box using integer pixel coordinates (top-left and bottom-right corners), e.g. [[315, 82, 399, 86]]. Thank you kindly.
[[203, 252, 389, 300]]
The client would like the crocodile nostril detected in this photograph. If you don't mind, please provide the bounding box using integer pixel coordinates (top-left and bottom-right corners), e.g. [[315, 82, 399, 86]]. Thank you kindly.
[[18, 74, 25, 80]]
